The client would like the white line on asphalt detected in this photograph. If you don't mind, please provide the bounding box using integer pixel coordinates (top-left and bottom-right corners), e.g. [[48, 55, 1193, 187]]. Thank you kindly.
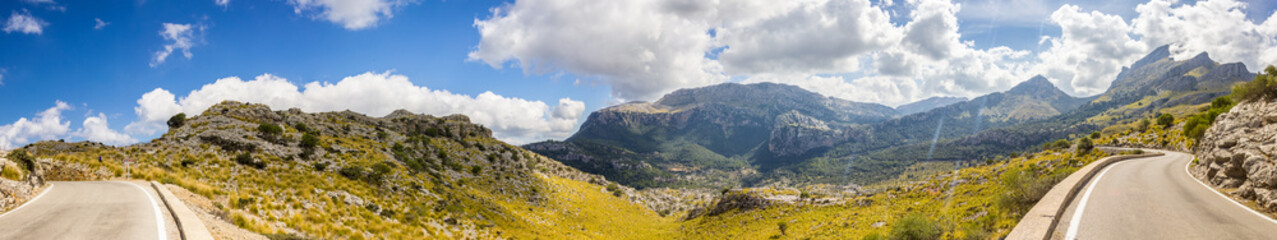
[[125, 181, 168, 240], [1183, 158, 1277, 226], [0, 183, 55, 219], [1066, 160, 1125, 240]]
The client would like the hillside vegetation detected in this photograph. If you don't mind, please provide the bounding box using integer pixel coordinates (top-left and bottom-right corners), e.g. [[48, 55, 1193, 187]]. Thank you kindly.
[[17, 101, 678, 239]]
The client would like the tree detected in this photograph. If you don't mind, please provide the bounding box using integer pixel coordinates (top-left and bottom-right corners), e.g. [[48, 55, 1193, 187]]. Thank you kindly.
[[167, 113, 186, 128], [1157, 113, 1175, 128], [1138, 118, 1152, 132], [1077, 137, 1094, 153], [1090, 131, 1101, 139]]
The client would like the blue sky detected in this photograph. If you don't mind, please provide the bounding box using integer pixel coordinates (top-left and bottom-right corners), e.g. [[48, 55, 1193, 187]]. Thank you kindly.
[[2, 0, 1276, 148]]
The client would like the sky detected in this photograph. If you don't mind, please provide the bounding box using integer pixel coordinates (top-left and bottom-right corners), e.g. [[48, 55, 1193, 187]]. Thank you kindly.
[[1, 0, 1276, 149]]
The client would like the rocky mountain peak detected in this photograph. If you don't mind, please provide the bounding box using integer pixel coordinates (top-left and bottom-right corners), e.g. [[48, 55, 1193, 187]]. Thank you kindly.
[[1130, 44, 1172, 70], [1006, 75, 1065, 97]]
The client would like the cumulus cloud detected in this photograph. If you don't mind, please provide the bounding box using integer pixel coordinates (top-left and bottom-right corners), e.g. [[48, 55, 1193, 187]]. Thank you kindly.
[[469, 0, 727, 101], [125, 72, 586, 144], [470, 0, 1038, 106], [1033, 4, 1146, 95], [1131, 0, 1277, 72], [94, 18, 109, 30], [4, 10, 48, 35], [151, 23, 202, 67], [123, 88, 183, 135], [216, 0, 229, 7], [0, 101, 72, 150], [288, 0, 413, 30], [76, 113, 137, 146], [717, 0, 898, 74]]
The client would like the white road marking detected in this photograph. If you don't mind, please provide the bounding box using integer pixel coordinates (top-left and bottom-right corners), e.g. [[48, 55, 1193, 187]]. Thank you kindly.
[[125, 181, 168, 240], [1183, 157, 1277, 226], [0, 183, 55, 219], [1066, 160, 1125, 240]]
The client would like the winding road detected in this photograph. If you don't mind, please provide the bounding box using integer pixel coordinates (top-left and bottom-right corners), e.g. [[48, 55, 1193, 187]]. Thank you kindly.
[[1055, 150, 1277, 239], [0, 181, 173, 240]]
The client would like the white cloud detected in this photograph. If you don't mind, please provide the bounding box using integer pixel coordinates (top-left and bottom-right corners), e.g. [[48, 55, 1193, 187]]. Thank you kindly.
[[717, 0, 898, 75], [216, 0, 229, 7], [470, 0, 1038, 106], [288, 0, 413, 30], [1034, 4, 1147, 96], [0, 101, 72, 150], [151, 23, 202, 67], [123, 88, 184, 135], [93, 18, 109, 30], [470, 0, 728, 102], [76, 113, 137, 146], [4, 10, 48, 35], [124, 72, 586, 144], [1131, 0, 1277, 72]]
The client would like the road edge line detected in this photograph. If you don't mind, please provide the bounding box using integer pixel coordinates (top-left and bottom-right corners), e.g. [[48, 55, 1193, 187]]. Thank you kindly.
[[1183, 158, 1277, 226], [151, 181, 187, 240], [1064, 161, 1123, 240], [125, 181, 168, 240], [0, 183, 54, 219]]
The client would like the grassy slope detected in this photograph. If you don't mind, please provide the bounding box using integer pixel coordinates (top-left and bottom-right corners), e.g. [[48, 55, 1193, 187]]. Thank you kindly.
[[681, 149, 1111, 239]]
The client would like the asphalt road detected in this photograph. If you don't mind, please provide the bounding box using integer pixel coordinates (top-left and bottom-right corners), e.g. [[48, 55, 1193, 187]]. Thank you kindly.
[[0, 181, 169, 240], [1056, 150, 1277, 240]]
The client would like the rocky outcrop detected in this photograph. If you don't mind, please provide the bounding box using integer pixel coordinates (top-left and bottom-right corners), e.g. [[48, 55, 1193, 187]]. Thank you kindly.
[[766, 111, 840, 157], [0, 150, 45, 212], [1192, 98, 1277, 211]]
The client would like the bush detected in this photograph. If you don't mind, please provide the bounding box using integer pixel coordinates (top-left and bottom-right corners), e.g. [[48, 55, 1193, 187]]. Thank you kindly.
[[235, 153, 265, 169], [300, 133, 320, 149], [313, 162, 327, 171], [1157, 113, 1174, 128], [0, 164, 22, 180], [293, 123, 310, 133], [1043, 139, 1071, 150], [889, 214, 940, 240], [1090, 131, 1101, 139], [6, 150, 37, 173], [1138, 118, 1152, 132], [258, 123, 284, 135], [1231, 65, 1277, 102], [1077, 137, 1094, 153], [167, 113, 186, 128], [339, 166, 364, 180]]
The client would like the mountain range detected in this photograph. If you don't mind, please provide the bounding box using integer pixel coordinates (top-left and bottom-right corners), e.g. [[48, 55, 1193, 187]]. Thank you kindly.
[[526, 45, 1254, 189]]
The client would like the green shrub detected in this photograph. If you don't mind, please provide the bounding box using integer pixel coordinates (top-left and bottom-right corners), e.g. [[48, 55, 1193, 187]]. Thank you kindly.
[[1077, 137, 1094, 153], [6, 150, 36, 173], [1231, 65, 1277, 102], [469, 165, 482, 175], [300, 133, 320, 149], [167, 113, 186, 128], [339, 166, 363, 180], [235, 153, 265, 169], [257, 123, 284, 135], [293, 123, 310, 133], [313, 162, 327, 172], [1157, 113, 1174, 128], [1090, 131, 1101, 139], [889, 214, 940, 240]]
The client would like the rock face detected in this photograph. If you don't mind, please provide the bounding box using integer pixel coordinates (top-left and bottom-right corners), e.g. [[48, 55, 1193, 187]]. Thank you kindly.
[[766, 111, 841, 157], [1193, 98, 1277, 211]]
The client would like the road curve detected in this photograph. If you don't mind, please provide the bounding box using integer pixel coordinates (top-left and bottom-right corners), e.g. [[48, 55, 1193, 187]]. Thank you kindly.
[[0, 181, 167, 240], [1056, 150, 1277, 240]]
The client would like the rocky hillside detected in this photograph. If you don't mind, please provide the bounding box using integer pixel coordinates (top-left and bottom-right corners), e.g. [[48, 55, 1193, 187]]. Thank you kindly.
[[527, 82, 898, 189], [1192, 96, 1277, 212], [16, 101, 686, 239], [896, 96, 967, 116]]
